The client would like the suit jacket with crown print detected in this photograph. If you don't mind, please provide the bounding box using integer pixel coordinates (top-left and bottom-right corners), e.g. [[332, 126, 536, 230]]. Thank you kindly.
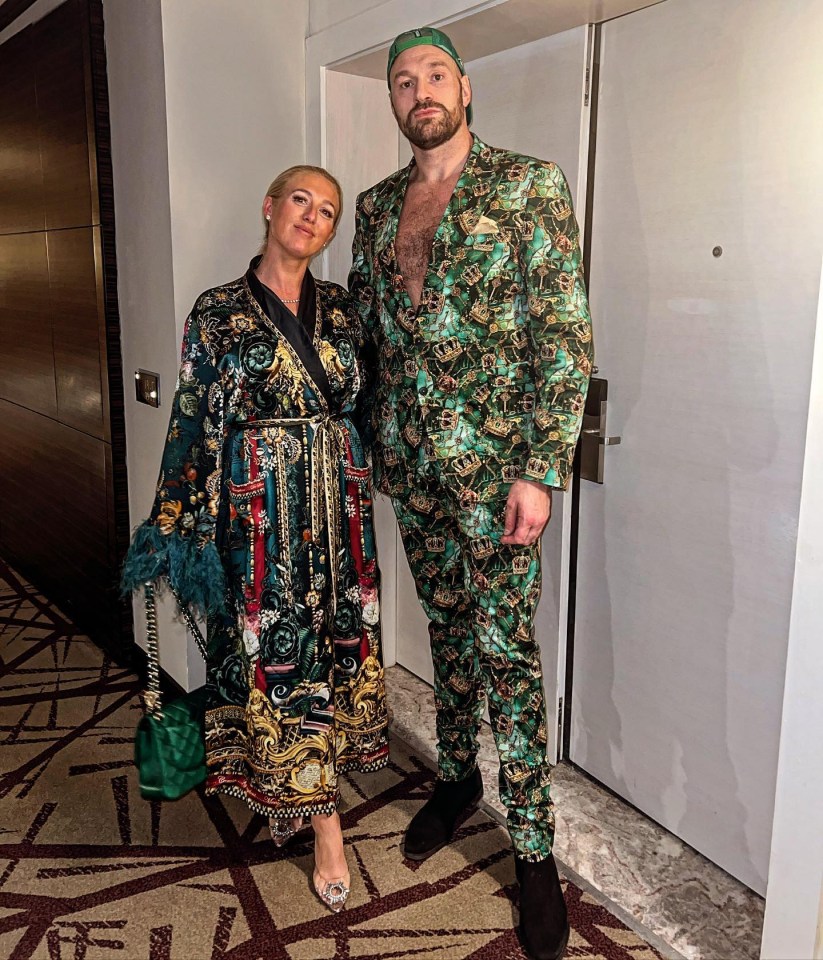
[[349, 134, 594, 505]]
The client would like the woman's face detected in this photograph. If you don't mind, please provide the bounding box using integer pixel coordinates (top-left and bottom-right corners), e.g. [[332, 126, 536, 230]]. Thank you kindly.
[[263, 172, 339, 262]]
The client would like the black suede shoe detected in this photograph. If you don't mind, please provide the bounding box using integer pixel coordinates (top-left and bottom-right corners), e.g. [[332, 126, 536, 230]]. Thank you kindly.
[[515, 854, 569, 960], [403, 767, 483, 861]]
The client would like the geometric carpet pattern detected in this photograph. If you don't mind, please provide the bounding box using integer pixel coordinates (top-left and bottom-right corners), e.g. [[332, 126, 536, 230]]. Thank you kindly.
[[0, 559, 665, 959]]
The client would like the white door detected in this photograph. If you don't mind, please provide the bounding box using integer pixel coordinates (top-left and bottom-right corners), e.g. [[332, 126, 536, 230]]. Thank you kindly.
[[572, 0, 823, 893]]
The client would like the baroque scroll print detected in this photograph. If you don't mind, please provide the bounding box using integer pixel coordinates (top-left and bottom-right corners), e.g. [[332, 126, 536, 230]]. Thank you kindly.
[[123, 278, 388, 821]]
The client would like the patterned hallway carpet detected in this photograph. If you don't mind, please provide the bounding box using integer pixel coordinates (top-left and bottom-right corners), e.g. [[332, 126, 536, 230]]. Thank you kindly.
[[0, 560, 666, 960]]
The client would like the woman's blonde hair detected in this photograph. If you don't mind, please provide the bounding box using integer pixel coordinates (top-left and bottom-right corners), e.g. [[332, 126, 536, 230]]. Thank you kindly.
[[261, 165, 344, 247]]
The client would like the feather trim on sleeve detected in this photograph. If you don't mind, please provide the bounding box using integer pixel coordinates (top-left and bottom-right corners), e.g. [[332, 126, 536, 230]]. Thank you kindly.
[[121, 521, 227, 618]]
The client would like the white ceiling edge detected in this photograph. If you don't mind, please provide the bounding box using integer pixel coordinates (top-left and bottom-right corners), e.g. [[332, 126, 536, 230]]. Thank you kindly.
[[330, 0, 666, 78]]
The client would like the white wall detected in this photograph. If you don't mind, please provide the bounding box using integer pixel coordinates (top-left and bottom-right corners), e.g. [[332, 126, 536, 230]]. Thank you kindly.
[[160, 0, 308, 323], [323, 73, 398, 286], [467, 30, 587, 181], [309, 0, 383, 36], [104, 0, 185, 680], [106, 0, 309, 686], [760, 260, 823, 956]]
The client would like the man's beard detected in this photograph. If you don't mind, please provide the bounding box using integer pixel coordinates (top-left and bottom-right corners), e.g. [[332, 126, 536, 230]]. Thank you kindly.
[[396, 99, 465, 150]]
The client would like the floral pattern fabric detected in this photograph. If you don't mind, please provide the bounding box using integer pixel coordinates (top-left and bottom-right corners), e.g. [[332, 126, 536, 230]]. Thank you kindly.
[[123, 276, 389, 820]]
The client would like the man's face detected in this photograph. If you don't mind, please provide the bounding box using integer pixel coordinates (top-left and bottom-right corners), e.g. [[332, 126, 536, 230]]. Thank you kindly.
[[389, 45, 471, 149]]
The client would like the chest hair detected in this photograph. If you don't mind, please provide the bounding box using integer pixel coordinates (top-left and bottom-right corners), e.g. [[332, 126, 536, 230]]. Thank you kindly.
[[396, 179, 456, 309]]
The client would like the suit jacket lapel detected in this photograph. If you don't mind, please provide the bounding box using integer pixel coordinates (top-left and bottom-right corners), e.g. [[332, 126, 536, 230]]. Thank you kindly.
[[418, 136, 500, 312], [371, 135, 502, 316], [446, 135, 501, 238], [372, 162, 412, 276]]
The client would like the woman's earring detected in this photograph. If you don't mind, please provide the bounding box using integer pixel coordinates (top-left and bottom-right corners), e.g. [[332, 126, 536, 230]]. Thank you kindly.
[[266, 214, 271, 221]]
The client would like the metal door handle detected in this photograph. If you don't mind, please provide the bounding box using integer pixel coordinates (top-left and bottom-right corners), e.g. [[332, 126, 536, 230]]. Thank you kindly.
[[581, 377, 619, 483], [583, 429, 621, 446]]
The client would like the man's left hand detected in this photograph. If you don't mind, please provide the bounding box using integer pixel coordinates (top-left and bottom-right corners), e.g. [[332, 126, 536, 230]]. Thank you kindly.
[[501, 479, 553, 545]]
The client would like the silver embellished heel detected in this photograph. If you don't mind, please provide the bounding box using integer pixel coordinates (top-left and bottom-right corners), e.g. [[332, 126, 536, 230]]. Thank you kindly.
[[313, 871, 350, 913], [269, 816, 305, 848]]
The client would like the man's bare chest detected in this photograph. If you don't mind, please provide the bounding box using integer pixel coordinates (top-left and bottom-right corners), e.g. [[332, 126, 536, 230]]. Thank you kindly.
[[395, 183, 454, 284]]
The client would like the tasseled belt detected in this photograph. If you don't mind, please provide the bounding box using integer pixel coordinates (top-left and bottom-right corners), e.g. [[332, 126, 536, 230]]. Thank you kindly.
[[234, 414, 349, 614]]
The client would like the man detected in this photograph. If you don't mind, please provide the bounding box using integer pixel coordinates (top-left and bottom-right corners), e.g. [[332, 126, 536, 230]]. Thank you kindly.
[[349, 26, 593, 960]]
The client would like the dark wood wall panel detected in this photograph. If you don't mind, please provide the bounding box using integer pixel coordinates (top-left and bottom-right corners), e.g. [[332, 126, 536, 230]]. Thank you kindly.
[[50, 226, 106, 439], [36, 1, 94, 231], [0, 402, 50, 565], [0, 0, 131, 654], [0, 31, 45, 234], [0, 0, 42, 35], [0, 399, 115, 636], [0, 401, 65, 573], [0, 231, 57, 415], [48, 410, 110, 576]]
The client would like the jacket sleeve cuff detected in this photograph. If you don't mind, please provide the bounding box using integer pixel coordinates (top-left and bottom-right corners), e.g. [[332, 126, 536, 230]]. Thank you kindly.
[[522, 454, 574, 491]]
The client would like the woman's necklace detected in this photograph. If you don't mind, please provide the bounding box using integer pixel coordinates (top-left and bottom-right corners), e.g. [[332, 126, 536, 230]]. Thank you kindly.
[[272, 285, 300, 304], [255, 269, 300, 304]]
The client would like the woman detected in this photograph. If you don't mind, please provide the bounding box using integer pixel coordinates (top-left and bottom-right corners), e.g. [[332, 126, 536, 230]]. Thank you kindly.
[[122, 165, 389, 912]]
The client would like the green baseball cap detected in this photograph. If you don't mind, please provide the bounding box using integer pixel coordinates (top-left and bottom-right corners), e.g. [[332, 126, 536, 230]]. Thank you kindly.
[[387, 26, 472, 125]]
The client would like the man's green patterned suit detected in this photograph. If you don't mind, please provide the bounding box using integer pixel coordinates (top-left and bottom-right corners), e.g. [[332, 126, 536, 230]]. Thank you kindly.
[[349, 134, 593, 860]]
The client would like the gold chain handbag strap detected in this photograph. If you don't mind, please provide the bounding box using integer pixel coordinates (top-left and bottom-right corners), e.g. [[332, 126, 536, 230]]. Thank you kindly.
[[142, 580, 208, 718]]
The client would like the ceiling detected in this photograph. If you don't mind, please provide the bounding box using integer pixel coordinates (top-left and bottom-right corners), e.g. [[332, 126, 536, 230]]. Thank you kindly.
[[329, 0, 665, 78]]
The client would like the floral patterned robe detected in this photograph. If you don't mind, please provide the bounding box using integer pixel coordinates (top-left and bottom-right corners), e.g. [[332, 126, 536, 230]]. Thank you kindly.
[[123, 269, 389, 819]]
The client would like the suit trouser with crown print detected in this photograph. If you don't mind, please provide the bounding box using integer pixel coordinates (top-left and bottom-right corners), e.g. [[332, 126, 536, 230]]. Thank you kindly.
[[390, 460, 554, 861]]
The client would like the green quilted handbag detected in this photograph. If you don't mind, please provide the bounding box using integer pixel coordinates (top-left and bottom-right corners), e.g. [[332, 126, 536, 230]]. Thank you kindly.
[[134, 581, 208, 801]]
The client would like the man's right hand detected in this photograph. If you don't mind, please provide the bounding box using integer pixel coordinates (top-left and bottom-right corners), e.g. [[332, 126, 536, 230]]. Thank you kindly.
[[501, 479, 552, 545]]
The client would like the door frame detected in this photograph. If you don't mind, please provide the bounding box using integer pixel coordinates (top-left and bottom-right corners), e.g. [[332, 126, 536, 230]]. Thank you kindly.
[[562, 21, 602, 758]]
